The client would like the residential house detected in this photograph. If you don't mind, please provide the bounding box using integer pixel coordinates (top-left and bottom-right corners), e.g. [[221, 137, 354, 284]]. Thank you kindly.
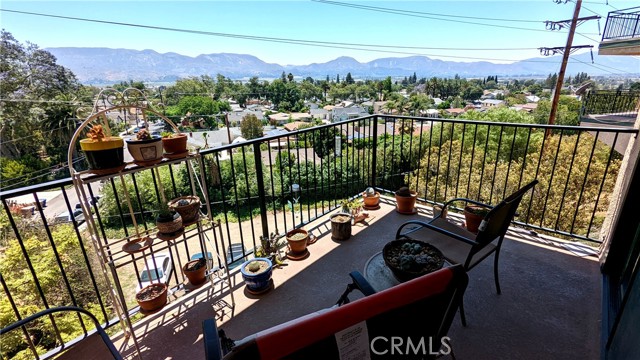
[[481, 99, 505, 108]]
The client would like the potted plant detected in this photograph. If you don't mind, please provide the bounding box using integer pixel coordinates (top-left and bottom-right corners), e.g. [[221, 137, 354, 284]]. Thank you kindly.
[[362, 187, 380, 209], [286, 228, 309, 255], [126, 129, 163, 165], [464, 205, 490, 233], [156, 204, 183, 236], [383, 238, 445, 282], [330, 213, 352, 240], [349, 199, 368, 224], [161, 131, 188, 156], [79, 125, 125, 172], [395, 186, 417, 214], [182, 257, 207, 286], [135, 283, 168, 312], [255, 232, 285, 266], [240, 258, 273, 294], [168, 195, 201, 224]]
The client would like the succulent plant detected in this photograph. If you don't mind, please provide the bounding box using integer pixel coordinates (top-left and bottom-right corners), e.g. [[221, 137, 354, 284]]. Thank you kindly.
[[365, 187, 376, 196], [87, 125, 106, 141], [136, 129, 151, 141], [177, 199, 190, 206]]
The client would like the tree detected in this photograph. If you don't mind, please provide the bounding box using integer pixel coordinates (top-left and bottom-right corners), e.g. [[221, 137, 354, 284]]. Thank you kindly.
[[345, 72, 355, 85], [312, 127, 340, 158], [240, 114, 263, 140]]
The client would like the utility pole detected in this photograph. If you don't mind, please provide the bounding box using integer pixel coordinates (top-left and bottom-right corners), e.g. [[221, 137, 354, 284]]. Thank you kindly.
[[548, 0, 583, 129]]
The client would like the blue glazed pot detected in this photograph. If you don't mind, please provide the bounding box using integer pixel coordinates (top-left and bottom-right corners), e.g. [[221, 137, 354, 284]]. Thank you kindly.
[[240, 258, 273, 293]]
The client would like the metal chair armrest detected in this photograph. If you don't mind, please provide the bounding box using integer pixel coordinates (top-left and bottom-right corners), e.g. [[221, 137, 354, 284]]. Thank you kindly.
[[396, 220, 479, 247], [348, 271, 376, 296], [202, 319, 223, 360]]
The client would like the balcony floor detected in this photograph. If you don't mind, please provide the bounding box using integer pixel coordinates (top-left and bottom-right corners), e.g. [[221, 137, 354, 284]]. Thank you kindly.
[[61, 198, 601, 360]]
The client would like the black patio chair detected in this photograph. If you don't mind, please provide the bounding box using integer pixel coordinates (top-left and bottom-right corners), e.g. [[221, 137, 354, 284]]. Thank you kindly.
[[203, 265, 468, 360], [0, 306, 122, 359], [395, 180, 538, 325]]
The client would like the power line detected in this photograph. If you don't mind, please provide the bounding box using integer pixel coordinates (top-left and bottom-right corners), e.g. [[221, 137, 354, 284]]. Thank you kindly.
[[0, 9, 566, 63], [311, 0, 553, 33], [0, 9, 543, 53], [312, 0, 544, 23]]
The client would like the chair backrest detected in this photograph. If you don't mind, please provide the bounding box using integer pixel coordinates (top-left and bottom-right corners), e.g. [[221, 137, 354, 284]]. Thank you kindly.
[[475, 180, 538, 245], [216, 265, 468, 360]]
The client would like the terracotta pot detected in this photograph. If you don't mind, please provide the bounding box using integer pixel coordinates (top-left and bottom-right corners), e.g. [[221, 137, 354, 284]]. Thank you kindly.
[[126, 136, 163, 163], [135, 283, 168, 312], [464, 205, 486, 233], [330, 213, 352, 240], [162, 134, 188, 154], [395, 191, 417, 214], [286, 229, 309, 254], [79, 137, 124, 170], [168, 196, 201, 224], [182, 259, 207, 285], [363, 192, 380, 208]]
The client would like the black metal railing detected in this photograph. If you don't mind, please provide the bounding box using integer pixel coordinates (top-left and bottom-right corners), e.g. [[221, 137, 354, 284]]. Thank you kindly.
[[0, 114, 637, 359], [602, 6, 640, 41], [581, 90, 640, 119]]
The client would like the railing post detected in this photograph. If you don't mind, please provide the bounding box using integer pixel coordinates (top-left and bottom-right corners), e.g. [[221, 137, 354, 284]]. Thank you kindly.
[[253, 142, 270, 239], [370, 115, 378, 189]]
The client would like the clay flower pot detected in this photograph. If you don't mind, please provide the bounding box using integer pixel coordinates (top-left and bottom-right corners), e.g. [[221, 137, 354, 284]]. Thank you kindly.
[[135, 283, 168, 312], [395, 188, 417, 215], [464, 205, 488, 233], [168, 196, 201, 224], [182, 258, 207, 286], [286, 229, 309, 254], [162, 134, 188, 155], [363, 191, 380, 208]]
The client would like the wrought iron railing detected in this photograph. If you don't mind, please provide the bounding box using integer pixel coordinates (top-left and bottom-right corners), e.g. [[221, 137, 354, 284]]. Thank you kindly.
[[602, 6, 640, 41], [581, 90, 640, 119], [0, 115, 637, 359]]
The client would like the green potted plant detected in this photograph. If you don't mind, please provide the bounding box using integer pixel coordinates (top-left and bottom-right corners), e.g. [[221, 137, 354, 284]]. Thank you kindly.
[[255, 232, 285, 266], [383, 238, 445, 282], [79, 125, 125, 172], [395, 186, 417, 215], [168, 195, 201, 224], [182, 257, 207, 286], [286, 228, 309, 257], [240, 258, 273, 294], [126, 129, 163, 165], [362, 187, 380, 209], [161, 131, 188, 156], [156, 204, 183, 236], [463, 205, 490, 233]]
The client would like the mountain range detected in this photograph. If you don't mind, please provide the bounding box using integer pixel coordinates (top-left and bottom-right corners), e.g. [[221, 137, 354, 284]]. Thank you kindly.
[[45, 47, 640, 84]]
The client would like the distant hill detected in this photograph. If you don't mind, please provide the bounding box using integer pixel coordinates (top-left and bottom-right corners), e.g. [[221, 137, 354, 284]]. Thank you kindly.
[[46, 47, 640, 83]]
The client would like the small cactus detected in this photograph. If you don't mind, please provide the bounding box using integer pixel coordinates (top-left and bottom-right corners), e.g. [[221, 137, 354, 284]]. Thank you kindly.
[[396, 186, 412, 197], [177, 199, 190, 207], [365, 187, 376, 196], [247, 261, 261, 272]]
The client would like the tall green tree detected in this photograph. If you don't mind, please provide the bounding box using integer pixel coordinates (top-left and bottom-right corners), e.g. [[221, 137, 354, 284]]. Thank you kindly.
[[240, 114, 264, 140]]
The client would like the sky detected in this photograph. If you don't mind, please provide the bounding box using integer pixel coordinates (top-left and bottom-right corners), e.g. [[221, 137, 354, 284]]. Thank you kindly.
[[1, 0, 637, 66]]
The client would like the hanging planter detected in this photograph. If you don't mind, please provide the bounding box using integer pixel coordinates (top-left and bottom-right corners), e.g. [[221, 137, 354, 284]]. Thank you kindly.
[[79, 125, 125, 174], [168, 195, 201, 224]]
